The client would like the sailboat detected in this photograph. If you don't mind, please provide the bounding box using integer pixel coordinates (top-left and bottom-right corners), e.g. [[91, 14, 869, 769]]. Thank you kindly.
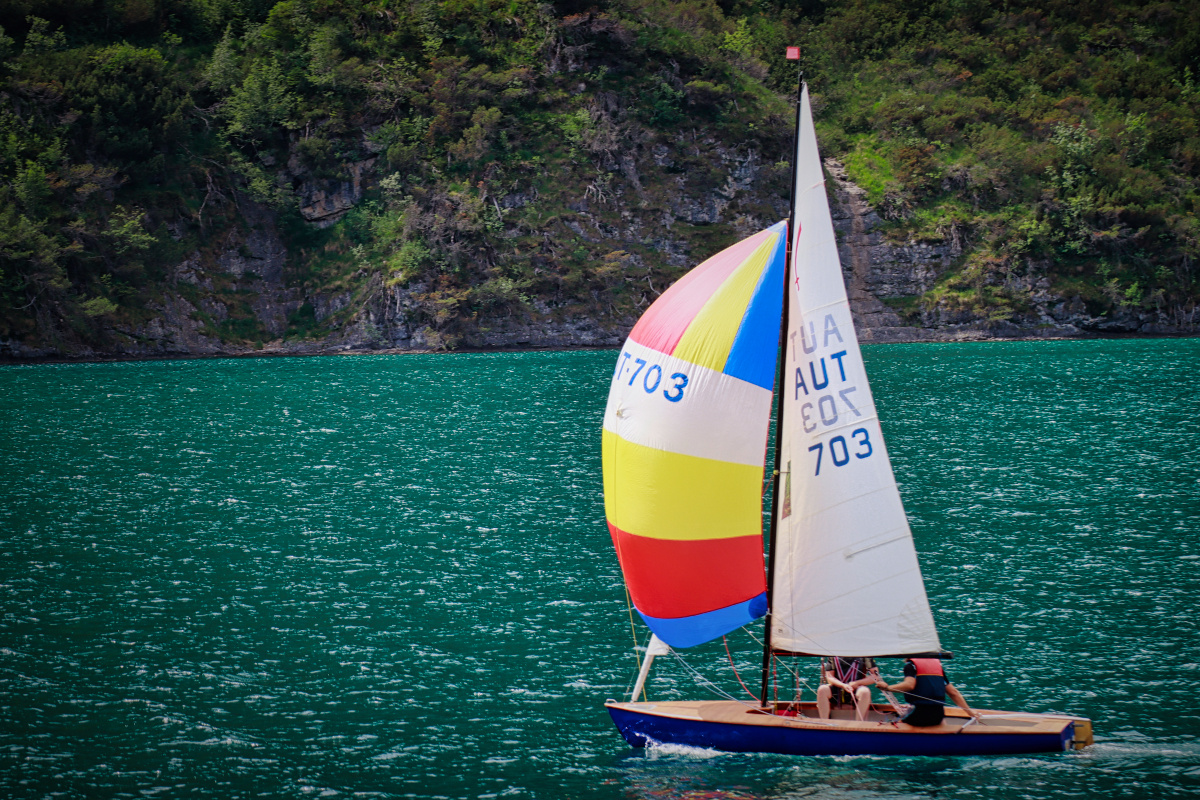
[[600, 76, 1093, 757]]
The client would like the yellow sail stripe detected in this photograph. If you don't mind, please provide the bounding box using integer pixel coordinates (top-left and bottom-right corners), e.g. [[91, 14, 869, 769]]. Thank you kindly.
[[672, 235, 776, 372], [602, 429, 764, 542]]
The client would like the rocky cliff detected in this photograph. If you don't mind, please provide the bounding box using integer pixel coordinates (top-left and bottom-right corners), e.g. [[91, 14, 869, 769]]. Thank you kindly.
[[826, 160, 1196, 341], [3, 150, 1191, 364]]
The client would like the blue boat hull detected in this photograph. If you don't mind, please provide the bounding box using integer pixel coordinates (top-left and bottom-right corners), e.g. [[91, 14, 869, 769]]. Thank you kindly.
[[608, 703, 1076, 757]]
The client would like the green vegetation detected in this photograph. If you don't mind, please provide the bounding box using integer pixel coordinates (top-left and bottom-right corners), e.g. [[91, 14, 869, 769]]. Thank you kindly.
[[807, 1, 1200, 325], [0, 0, 1197, 353]]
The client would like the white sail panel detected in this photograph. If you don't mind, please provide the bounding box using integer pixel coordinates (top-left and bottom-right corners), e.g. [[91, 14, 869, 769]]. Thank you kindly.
[[770, 86, 941, 657], [603, 339, 774, 468]]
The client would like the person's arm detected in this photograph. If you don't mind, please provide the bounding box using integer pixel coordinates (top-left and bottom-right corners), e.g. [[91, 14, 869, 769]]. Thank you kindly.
[[875, 676, 916, 693], [823, 667, 852, 693], [853, 665, 882, 692], [945, 683, 981, 719]]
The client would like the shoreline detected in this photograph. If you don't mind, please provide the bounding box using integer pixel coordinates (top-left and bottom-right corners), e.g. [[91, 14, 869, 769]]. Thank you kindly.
[[2, 328, 1196, 367]]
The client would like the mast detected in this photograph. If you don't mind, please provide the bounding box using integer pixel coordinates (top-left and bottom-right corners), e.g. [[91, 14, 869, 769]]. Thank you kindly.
[[760, 52, 804, 708]]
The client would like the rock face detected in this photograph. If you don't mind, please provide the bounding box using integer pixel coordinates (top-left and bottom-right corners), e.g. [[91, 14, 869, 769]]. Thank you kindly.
[[824, 158, 1198, 341], [463, 303, 631, 349], [297, 159, 377, 228], [669, 147, 765, 225], [6, 146, 1193, 364], [825, 158, 1076, 342], [104, 201, 305, 358]]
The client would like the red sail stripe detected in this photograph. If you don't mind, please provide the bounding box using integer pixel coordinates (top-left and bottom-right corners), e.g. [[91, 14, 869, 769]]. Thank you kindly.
[[608, 522, 766, 619]]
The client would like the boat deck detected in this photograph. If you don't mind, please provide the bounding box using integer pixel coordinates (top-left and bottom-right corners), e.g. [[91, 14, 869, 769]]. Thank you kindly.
[[606, 700, 1093, 754]]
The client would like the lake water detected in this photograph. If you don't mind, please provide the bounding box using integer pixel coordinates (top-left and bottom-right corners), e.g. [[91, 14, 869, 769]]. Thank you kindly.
[[1, 339, 1197, 799]]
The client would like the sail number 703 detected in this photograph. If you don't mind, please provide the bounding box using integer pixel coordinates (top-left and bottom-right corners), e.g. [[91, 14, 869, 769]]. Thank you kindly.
[[808, 428, 873, 475], [614, 351, 689, 402]]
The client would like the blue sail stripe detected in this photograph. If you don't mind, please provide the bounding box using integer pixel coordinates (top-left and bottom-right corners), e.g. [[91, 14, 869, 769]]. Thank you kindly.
[[638, 592, 768, 649], [722, 221, 787, 390]]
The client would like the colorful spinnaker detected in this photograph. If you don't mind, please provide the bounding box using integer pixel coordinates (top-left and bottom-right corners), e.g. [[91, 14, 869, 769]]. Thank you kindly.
[[602, 220, 787, 648]]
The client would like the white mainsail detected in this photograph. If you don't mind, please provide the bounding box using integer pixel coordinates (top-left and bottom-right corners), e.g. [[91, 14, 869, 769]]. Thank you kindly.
[[769, 86, 941, 657]]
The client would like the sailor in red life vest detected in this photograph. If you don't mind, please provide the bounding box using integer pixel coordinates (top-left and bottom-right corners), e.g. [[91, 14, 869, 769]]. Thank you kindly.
[[874, 658, 981, 727], [816, 657, 875, 721]]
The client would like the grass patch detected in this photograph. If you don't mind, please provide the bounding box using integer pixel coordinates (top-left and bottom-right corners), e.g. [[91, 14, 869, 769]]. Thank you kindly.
[[881, 295, 922, 324], [841, 136, 898, 207]]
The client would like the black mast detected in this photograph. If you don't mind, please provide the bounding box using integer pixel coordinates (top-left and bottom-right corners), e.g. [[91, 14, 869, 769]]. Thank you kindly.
[[760, 53, 805, 708]]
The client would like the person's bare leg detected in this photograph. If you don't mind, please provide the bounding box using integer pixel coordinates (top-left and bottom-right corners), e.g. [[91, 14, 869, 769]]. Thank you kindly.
[[854, 686, 871, 720], [816, 685, 832, 719]]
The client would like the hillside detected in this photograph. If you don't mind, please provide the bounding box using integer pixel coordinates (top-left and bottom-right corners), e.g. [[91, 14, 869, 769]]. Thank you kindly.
[[0, 0, 1196, 359]]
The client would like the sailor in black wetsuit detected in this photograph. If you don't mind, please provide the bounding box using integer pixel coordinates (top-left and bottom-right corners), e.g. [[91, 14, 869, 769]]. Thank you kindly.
[[874, 658, 980, 727]]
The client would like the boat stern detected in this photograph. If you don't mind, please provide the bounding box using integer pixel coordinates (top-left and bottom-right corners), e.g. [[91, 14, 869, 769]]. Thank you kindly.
[[1069, 717, 1094, 750]]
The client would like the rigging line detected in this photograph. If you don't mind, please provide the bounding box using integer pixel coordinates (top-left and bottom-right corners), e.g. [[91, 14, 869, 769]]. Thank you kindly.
[[623, 586, 648, 702], [663, 641, 859, 726], [665, 640, 774, 709], [753, 623, 896, 706], [738, 626, 800, 692], [749, 615, 859, 668], [607, 399, 647, 702], [665, 648, 837, 721], [778, 661, 821, 701], [743, 626, 821, 700], [665, 648, 742, 704], [624, 585, 639, 650], [723, 635, 760, 701], [879, 687, 906, 716]]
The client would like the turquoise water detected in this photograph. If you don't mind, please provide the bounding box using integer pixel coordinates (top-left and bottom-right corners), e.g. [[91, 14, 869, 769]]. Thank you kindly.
[[0, 340, 1197, 799]]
